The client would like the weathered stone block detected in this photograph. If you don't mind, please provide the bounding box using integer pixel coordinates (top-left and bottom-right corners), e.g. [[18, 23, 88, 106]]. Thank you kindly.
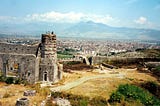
[[24, 90, 36, 96], [16, 98, 29, 106]]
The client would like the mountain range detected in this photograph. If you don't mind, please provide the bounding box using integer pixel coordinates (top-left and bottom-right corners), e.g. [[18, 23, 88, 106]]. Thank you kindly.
[[0, 21, 160, 40]]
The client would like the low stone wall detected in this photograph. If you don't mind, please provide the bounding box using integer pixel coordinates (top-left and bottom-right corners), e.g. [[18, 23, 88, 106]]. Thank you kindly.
[[91, 56, 160, 65], [0, 42, 39, 55]]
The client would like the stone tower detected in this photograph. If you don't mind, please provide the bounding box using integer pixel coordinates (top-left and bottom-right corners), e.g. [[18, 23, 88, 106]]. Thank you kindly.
[[39, 32, 61, 82], [41, 32, 57, 60]]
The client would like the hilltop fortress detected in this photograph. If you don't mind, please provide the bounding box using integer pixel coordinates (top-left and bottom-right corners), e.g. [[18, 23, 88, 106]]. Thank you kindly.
[[0, 32, 63, 84]]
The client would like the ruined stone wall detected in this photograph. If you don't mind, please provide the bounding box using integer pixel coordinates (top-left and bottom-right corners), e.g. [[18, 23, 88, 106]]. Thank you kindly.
[[91, 56, 160, 65], [0, 43, 39, 55], [0, 32, 63, 84], [0, 53, 38, 83], [91, 56, 108, 65], [0, 57, 2, 71]]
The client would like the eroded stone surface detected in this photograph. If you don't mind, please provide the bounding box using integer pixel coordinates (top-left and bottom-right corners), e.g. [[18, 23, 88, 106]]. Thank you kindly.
[[53, 98, 71, 106]]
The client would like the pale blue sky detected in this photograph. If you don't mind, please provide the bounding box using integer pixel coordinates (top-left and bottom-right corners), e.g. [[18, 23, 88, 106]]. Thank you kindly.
[[0, 0, 160, 29]]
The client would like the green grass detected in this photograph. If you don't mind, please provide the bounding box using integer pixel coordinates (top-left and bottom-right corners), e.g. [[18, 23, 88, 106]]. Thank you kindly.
[[155, 66, 160, 71], [109, 84, 160, 106], [57, 54, 73, 59], [141, 81, 160, 99], [0, 75, 28, 85], [57, 49, 76, 59]]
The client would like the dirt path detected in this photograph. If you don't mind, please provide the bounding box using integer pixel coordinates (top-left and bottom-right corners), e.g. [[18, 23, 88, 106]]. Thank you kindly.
[[50, 73, 125, 92]]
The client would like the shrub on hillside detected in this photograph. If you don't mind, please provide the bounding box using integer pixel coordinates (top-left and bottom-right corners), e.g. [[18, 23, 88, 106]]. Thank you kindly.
[[0, 75, 6, 82], [156, 66, 160, 71], [109, 84, 160, 106], [5, 77, 14, 84], [109, 92, 124, 103], [0, 75, 29, 85], [150, 66, 160, 77], [14, 78, 22, 84], [141, 81, 160, 99]]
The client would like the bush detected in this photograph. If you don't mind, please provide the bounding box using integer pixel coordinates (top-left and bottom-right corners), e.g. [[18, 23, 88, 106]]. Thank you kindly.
[[0, 75, 29, 85], [109, 92, 124, 103], [14, 78, 22, 84], [156, 66, 160, 71], [0, 75, 6, 82], [5, 77, 14, 84], [78, 99, 88, 106], [141, 81, 160, 99], [109, 84, 160, 106]]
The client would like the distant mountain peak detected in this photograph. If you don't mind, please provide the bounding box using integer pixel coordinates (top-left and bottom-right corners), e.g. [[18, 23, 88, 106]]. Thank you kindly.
[[0, 21, 160, 40]]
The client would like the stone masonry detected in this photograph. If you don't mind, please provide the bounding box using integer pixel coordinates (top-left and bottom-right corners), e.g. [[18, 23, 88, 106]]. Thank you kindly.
[[0, 32, 62, 84]]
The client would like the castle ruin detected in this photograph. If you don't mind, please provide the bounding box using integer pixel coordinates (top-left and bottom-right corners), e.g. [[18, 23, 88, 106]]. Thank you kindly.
[[0, 32, 62, 84]]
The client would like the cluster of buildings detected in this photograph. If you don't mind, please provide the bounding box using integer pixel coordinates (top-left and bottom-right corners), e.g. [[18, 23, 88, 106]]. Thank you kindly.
[[0, 34, 160, 84], [57, 39, 160, 56]]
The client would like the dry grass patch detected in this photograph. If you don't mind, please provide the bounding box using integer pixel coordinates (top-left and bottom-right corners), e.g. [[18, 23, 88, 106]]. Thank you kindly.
[[0, 83, 50, 106], [65, 68, 158, 100], [125, 70, 157, 82], [56, 71, 100, 85], [0, 83, 28, 106], [66, 77, 129, 99]]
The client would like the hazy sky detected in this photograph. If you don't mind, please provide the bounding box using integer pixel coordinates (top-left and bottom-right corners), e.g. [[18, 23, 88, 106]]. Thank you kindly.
[[0, 0, 160, 29]]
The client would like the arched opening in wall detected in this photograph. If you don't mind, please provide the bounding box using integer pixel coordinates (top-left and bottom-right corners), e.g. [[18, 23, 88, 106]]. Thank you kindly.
[[44, 72, 47, 81], [7, 62, 19, 76], [28, 71, 31, 77], [13, 63, 19, 72]]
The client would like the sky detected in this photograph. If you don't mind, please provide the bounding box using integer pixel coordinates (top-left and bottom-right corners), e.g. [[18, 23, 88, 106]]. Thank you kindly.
[[0, 0, 160, 30]]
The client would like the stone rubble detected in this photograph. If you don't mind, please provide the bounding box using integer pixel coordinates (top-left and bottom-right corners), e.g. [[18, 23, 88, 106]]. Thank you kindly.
[[24, 90, 36, 96], [53, 98, 71, 106]]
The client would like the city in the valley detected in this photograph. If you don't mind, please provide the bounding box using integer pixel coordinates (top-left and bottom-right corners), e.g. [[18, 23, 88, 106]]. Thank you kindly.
[[0, 33, 160, 106]]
